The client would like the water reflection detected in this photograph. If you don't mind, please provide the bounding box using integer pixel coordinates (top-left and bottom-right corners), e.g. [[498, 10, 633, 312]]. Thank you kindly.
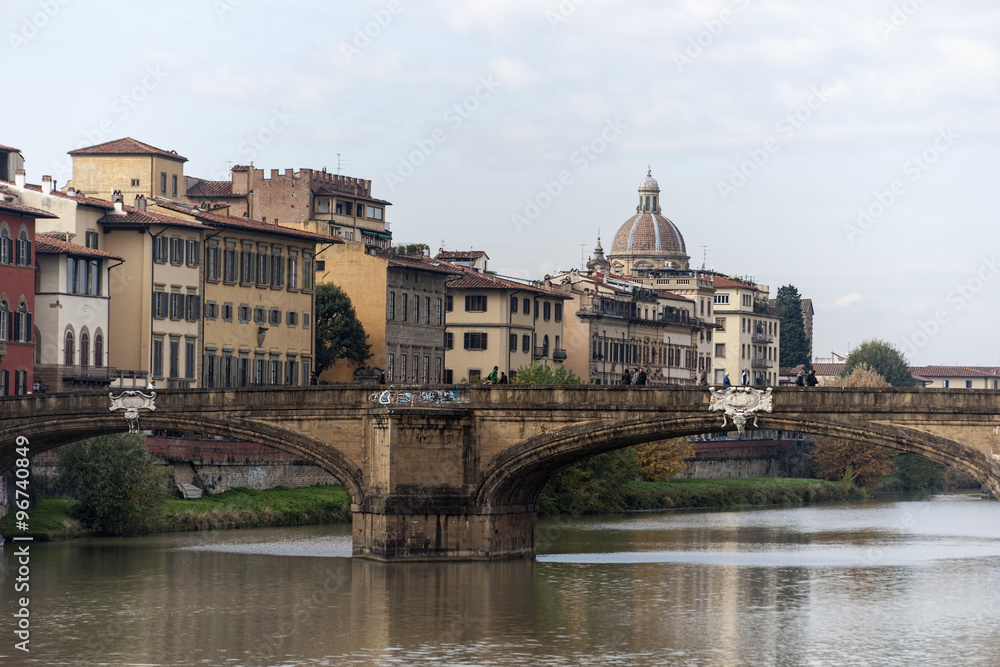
[[3, 496, 1000, 666]]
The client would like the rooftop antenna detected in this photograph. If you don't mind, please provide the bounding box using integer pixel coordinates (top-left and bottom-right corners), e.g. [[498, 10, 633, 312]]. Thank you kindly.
[[701, 245, 709, 270], [336, 153, 350, 175], [580, 243, 586, 270]]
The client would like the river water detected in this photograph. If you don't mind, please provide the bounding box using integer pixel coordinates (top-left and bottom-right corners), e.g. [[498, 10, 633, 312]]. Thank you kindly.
[[4, 493, 1000, 666]]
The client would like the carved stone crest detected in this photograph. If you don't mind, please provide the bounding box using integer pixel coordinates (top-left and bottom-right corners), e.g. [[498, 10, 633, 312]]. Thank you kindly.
[[708, 386, 773, 435], [109, 390, 157, 433]]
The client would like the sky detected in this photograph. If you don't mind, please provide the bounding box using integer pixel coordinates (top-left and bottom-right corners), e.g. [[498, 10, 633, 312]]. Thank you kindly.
[[4, 0, 998, 366]]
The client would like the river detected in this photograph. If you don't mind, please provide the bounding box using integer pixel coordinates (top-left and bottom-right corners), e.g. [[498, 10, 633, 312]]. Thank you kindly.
[[4, 493, 1000, 666]]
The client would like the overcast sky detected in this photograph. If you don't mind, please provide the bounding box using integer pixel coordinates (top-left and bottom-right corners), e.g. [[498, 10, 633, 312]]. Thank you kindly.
[[5, 0, 998, 366]]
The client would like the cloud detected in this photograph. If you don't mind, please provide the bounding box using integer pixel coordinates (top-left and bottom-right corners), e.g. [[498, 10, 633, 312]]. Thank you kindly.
[[829, 293, 863, 309]]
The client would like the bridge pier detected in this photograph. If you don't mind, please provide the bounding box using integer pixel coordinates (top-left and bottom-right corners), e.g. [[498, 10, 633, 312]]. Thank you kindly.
[[352, 496, 535, 561], [355, 408, 536, 561]]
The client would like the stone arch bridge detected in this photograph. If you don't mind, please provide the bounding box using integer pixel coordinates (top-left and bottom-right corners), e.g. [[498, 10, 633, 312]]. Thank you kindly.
[[3, 386, 1000, 560]]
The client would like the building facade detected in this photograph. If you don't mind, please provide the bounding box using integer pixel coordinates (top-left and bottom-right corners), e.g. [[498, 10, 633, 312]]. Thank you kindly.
[[437, 253, 569, 383], [316, 242, 455, 384], [711, 275, 781, 386], [68, 137, 188, 203], [0, 200, 54, 394]]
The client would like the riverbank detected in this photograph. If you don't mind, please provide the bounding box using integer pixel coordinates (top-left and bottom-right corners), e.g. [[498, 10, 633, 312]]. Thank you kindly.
[[0, 485, 351, 540], [2, 479, 870, 540]]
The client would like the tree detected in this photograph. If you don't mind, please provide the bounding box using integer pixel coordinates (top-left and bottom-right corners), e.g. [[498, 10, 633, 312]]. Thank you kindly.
[[314, 283, 372, 373], [512, 362, 582, 385], [634, 437, 694, 481], [811, 364, 895, 487], [58, 433, 172, 536], [775, 284, 810, 368], [839, 339, 917, 387]]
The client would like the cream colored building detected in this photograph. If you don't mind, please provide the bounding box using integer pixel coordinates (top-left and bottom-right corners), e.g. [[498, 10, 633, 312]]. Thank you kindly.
[[711, 275, 781, 386], [437, 253, 569, 383], [543, 268, 707, 385], [68, 137, 188, 203]]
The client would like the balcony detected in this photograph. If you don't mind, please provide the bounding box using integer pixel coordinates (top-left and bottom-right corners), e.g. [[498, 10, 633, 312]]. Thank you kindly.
[[533, 346, 548, 360], [552, 348, 567, 361], [751, 356, 773, 369], [751, 331, 773, 343]]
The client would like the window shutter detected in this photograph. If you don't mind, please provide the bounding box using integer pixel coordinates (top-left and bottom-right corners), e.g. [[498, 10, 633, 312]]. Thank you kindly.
[[482, 333, 487, 349]]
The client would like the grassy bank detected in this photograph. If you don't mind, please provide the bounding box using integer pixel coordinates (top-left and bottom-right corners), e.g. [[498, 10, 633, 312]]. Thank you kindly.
[[624, 478, 868, 511], [0, 485, 351, 540]]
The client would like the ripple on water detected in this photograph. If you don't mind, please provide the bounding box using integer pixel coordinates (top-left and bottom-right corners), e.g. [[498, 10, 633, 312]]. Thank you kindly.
[[174, 533, 352, 558]]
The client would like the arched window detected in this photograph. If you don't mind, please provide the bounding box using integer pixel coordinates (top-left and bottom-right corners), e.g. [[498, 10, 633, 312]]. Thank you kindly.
[[0, 227, 9, 264], [0, 300, 8, 341], [64, 330, 75, 366], [542, 335, 549, 357], [80, 331, 90, 367], [15, 302, 28, 342], [17, 229, 30, 266], [94, 331, 104, 367]]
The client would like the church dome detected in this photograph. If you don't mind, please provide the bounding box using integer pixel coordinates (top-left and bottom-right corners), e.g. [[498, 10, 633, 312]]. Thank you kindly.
[[608, 168, 689, 273]]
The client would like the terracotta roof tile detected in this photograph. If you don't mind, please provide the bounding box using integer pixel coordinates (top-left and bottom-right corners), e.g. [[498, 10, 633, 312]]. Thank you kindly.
[[186, 180, 236, 198], [98, 205, 211, 230], [152, 200, 336, 243], [0, 144, 21, 153], [68, 137, 187, 162], [436, 250, 489, 260], [35, 234, 122, 260], [0, 199, 58, 219], [443, 263, 569, 298]]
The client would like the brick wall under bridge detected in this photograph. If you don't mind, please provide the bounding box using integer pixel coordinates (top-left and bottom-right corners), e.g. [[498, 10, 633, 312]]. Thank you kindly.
[[4, 385, 1000, 560]]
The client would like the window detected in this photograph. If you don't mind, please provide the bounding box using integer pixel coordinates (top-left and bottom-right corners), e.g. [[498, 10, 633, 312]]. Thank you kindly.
[[388, 292, 395, 320], [222, 303, 233, 321], [966, 380, 973, 389], [160, 172, 167, 194], [423, 356, 430, 384], [464, 332, 488, 350], [64, 330, 75, 365], [15, 231, 30, 266], [511, 296, 518, 314], [303, 255, 313, 289], [131, 178, 140, 187], [554, 303, 562, 322], [169, 339, 179, 378], [523, 297, 530, 314], [436, 357, 442, 384], [436, 298, 443, 325], [443, 369, 453, 384], [186, 340, 196, 378], [153, 338, 164, 378], [80, 331, 90, 366], [401, 293, 408, 322], [153, 236, 168, 263], [446, 295, 453, 312], [714, 294, 730, 305], [316, 198, 330, 214], [256, 249, 269, 285], [336, 201, 353, 216], [523, 334, 530, 352], [0, 229, 9, 264], [170, 238, 184, 265], [715, 343, 725, 358], [240, 247, 253, 283], [254, 307, 266, 324], [942, 380, 949, 388], [387, 353, 395, 382], [414, 296, 420, 324], [207, 245, 221, 280], [465, 295, 487, 312], [271, 254, 284, 288], [269, 357, 281, 385], [170, 292, 183, 320], [401, 354, 407, 382], [238, 304, 251, 323], [171, 174, 178, 197], [288, 256, 298, 289], [186, 240, 200, 267], [94, 332, 103, 367], [303, 312, 310, 329], [287, 311, 299, 326], [543, 302, 551, 321], [444, 332, 453, 349], [424, 296, 430, 325], [468, 369, 481, 381], [269, 308, 282, 326], [224, 246, 237, 282], [205, 301, 218, 320], [509, 334, 517, 352], [716, 317, 726, 331], [153, 289, 167, 319], [186, 293, 200, 321], [85, 231, 99, 249]]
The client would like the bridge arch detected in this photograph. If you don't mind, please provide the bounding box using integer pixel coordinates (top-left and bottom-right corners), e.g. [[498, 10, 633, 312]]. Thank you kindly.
[[3, 412, 366, 503], [476, 414, 1000, 509]]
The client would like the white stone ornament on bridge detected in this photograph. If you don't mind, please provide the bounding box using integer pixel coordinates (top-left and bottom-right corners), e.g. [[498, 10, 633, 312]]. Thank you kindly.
[[708, 386, 773, 435], [109, 390, 157, 433]]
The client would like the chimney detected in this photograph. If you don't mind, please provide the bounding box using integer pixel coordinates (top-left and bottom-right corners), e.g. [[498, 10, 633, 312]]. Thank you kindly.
[[14, 169, 25, 188], [134, 194, 147, 211], [67, 186, 76, 197], [112, 190, 124, 214], [41, 175, 52, 195]]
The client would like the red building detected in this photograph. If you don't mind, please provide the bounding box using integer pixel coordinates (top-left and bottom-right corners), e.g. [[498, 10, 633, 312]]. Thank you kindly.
[[0, 199, 56, 395]]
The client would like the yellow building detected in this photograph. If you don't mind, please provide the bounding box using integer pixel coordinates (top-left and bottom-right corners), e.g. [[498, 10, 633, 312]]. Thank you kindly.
[[68, 137, 188, 204], [150, 201, 323, 387], [436, 253, 569, 383]]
